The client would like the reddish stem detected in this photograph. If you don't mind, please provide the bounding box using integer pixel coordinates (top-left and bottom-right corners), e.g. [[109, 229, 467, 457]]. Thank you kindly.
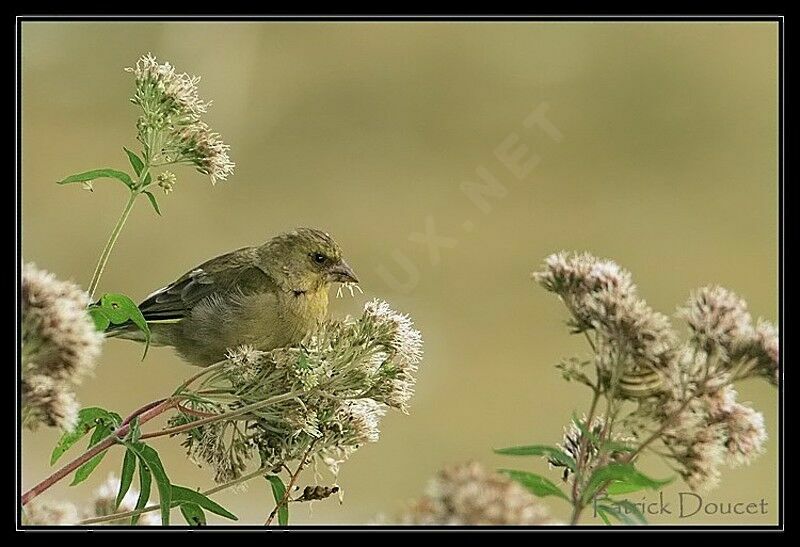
[[121, 399, 167, 426], [21, 398, 176, 506], [175, 404, 217, 419]]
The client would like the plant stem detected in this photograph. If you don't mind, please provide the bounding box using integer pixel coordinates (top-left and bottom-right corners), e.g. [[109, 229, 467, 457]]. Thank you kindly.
[[21, 398, 176, 506], [79, 464, 273, 525], [574, 384, 710, 524], [139, 390, 303, 441], [626, 394, 697, 462], [569, 330, 602, 526], [24, 379, 299, 504], [120, 399, 167, 426], [571, 406, 600, 526], [570, 387, 600, 524], [570, 503, 587, 526], [87, 190, 138, 300], [265, 444, 314, 526], [583, 331, 597, 353], [173, 361, 227, 395]]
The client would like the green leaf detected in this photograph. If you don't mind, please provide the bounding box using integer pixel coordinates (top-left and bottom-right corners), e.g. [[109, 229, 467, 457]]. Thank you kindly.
[[605, 482, 644, 496], [585, 463, 672, 502], [604, 440, 636, 454], [498, 469, 569, 501], [51, 410, 102, 465], [131, 457, 152, 526], [97, 293, 151, 359], [494, 445, 576, 471], [171, 486, 237, 521], [88, 308, 111, 331], [116, 449, 137, 510], [123, 147, 144, 176], [129, 443, 171, 525], [51, 407, 118, 465], [143, 191, 161, 215], [613, 500, 647, 524], [179, 503, 206, 526], [58, 169, 133, 189], [265, 475, 289, 526], [98, 293, 139, 323], [596, 506, 612, 525], [70, 424, 111, 486], [596, 501, 646, 525], [605, 478, 663, 496]]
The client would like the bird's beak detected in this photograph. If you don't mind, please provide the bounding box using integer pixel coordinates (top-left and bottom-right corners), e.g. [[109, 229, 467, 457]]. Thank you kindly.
[[328, 260, 359, 283]]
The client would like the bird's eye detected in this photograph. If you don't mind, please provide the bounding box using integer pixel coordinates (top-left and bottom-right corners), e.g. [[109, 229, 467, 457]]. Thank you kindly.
[[312, 252, 327, 264]]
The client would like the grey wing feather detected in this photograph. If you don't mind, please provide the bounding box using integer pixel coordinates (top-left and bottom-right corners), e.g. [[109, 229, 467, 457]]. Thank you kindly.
[[137, 247, 273, 322]]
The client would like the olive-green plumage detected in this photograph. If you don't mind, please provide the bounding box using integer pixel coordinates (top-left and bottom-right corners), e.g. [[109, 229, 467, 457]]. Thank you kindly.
[[107, 227, 358, 367]]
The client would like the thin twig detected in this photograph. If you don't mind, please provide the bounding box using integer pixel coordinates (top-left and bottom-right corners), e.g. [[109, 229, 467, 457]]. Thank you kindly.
[[569, 328, 602, 525], [173, 361, 227, 395], [570, 387, 600, 517], [120, 399, 167, 427], [625, 394, 697, 462], [139, 390, 302, 440], [576, 383, 710, 520], [87, 187, 140, 299], [175, 405, 218, 419], [582, 331, 597, 353], [265, 445, 315, 526]]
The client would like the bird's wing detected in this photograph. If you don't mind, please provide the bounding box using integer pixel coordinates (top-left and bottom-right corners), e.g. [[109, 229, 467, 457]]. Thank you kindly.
[[138, 247, 275, 322]]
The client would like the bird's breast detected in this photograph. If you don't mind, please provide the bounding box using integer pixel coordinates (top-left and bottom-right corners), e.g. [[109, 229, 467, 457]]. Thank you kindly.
[[284, 288, 329, 327]]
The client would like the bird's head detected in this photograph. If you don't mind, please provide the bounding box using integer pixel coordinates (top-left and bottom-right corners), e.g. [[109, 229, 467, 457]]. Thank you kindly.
[[261, 227, 359, 293]]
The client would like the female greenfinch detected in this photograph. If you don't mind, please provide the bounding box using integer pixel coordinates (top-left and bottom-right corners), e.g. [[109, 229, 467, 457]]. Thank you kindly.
[[107, 227, 358, 367]]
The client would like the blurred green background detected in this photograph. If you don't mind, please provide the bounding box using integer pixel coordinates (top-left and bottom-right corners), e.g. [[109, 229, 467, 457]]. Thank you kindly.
[[21, 21, 779, 525]]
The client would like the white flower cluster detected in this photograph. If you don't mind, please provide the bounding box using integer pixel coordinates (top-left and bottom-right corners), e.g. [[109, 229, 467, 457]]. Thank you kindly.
[[170, 299, 423, 483], [126, 53, 234, 185]]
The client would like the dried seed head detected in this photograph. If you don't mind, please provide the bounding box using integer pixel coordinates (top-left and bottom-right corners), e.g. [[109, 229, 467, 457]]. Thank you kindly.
[[734, 320, 780, 385], [398, 462, 552, 525], [533, 251, 635, 298], [534, 252, 676, 396], [718, 402, 767, 467], [22, 263, 103, 384], [680, 425, 727, 492], [23, 500, 80, 525], [680, 286, 754, 356], [22, 374, 79, 431], [297, 485, 340, 502], [537, 253, 775, 495]]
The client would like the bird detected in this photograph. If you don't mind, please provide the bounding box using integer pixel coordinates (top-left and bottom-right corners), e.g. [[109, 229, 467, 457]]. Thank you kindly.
[[106, 227, 359, 367]]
